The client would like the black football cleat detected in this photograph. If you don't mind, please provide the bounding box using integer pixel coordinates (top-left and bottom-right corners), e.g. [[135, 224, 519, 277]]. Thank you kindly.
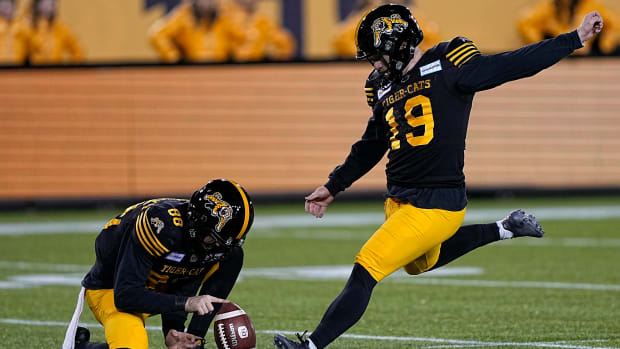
[[61, 326, 90, 349], [501, 209, 544, 238], [76, 326, 90, 343], [274, 333, 311, 349]]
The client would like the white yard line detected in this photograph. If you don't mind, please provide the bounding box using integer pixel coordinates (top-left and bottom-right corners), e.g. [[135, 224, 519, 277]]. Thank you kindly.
[[1, 206, 620, 235], [0, 262, 618, 292], [1, 319, 618, 349]]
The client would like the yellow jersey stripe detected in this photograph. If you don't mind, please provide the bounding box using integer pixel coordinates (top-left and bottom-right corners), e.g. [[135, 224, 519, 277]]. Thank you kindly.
[[228, 180, 251, 240], [450, 46, 478, 64], [135, 213, 159, 256], [455, 51, 480, 67], [448, 44, 476, 63], [365, 92, 374, 96], [138, 213, 161, 256], [200, 262, 220, 288], [141, 211, 169, 255], [364, 87, 373, 91], [103, 218, 121, 230], [446, 42, 473, 59], [138, 212, 163, 256]]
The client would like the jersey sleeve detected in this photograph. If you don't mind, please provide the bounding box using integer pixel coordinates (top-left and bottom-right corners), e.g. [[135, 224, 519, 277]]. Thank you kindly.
[[324, 111, 389, 196], [450, 32, 583, 93], [444, 37, 481, 69], [113, 206, 187, 315], [364, 71, 383, 108], [133, 206, 173, 258]]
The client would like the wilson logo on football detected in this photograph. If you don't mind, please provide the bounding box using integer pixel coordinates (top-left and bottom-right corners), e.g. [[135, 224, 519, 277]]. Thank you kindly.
[[372, 14, 408, 47]]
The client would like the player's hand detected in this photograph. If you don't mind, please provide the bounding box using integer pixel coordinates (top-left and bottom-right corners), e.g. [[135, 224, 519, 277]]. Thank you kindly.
[[305, 186, 335, 218], [165, 329, 201, 349], [184, 295, 229, 315], [577, 11, 604, 43]]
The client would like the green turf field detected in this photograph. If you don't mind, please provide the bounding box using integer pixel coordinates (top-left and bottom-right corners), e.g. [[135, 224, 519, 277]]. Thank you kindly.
[[1, 197, 619, 348]]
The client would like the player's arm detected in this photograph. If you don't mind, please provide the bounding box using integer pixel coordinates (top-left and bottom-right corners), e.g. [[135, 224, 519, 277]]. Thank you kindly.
[[455, 12, 603, 93], [324, 112, 389, 197], [161, 274, 205, 337], [113, 208, 187, 315], [306, 99, 388, 218], [364, 70, 382, 108], [186, 246, 244, 338]]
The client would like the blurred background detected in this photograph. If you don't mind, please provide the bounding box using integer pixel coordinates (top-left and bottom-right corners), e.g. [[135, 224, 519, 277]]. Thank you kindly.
[[1, 0, 620, 207]]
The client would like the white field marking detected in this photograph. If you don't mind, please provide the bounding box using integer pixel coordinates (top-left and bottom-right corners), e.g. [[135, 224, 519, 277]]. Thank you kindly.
[[241, 265, 483, 280], [0, 260, 90, 272], [0, 264, 619, 292], [1, 206, 620, 235], [0, 266, 482, 289], [247, 228, 620, 247], [423, 340, 610, 348], [1, 319, 619, 349]]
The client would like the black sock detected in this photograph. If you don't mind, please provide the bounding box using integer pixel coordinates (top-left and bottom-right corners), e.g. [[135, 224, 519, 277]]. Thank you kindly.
[[430, 223, 499, 271], [309, 263, 377, 348]]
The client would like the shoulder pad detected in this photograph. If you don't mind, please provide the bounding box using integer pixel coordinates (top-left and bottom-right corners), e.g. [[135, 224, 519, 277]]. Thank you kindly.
[[445, 37, 481, 68], [364, 70, 383, 107], [133, 203, 183, 257]]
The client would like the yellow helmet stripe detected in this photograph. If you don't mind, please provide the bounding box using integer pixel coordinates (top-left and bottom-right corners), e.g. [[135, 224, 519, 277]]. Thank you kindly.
[[354, 8, 374, 51], [228, 180, 251, 240]]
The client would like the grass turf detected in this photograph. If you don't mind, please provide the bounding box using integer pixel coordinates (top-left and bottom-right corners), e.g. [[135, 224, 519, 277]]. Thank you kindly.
[[0, 197, 619, 348]]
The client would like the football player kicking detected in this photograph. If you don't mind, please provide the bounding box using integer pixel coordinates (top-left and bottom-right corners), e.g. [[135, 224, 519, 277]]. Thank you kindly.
[[61, 179, 254, 349], [274, 4, 603, 349]]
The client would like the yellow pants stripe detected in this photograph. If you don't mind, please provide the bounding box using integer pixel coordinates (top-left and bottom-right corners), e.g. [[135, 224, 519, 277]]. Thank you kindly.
[[355, 198, 465, 282], [85, 289, 149, 349]]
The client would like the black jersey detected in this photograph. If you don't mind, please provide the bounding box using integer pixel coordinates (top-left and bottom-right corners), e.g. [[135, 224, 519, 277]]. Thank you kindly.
[[82, 198, 220, 315], [326, 31, 584, 210]]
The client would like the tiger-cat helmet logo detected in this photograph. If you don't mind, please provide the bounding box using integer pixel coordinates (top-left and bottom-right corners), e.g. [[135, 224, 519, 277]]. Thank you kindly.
[[372, 14, 409, 48], [203, 192, 232, 232]]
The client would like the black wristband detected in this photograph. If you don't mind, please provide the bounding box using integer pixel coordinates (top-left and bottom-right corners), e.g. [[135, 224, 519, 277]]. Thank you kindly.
[[174, 296, 188, 312]]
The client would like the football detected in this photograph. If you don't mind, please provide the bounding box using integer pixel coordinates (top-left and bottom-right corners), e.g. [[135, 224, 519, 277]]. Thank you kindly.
[[213, 302, 256, 349]]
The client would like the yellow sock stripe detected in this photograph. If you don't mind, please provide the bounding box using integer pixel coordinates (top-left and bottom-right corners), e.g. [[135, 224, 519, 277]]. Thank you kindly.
[[366, 92, 374, 96], [364, 87, 373, 91], [141, 211, 169, 255], [455, 50, 481, 67], [446, 42, 473, 60], [199, 263, 220, 289], [228, 180, 251, 240], [135, 212, 159, 256], [448, 44, 476, 63], [450, 46, 478, 65]]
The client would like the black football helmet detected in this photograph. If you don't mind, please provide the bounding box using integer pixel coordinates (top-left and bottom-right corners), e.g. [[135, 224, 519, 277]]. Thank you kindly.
[[355, 4, 423, 81], [187, 179, 254, 254]]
